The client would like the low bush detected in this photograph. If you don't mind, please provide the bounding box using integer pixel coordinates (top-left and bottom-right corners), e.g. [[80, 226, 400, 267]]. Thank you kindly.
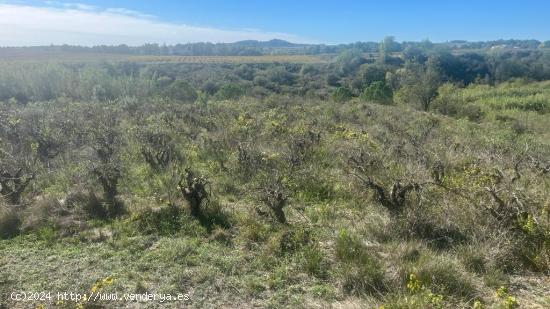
[[335, 229, 385, 295], [0, 205, 21, 239], [21, 196, 63, 232], [163, 80, 198, 102], [331, 86, 353, 102], [406, 254, 478, 300], [65, 191, 107, 219], [266, 226, 311, 255], [215, 84, 245, 100], [361, 81, 393, 104], [301, 245, 327, 278], [432, 83, 486, 121], [135, 205, 206, 237]]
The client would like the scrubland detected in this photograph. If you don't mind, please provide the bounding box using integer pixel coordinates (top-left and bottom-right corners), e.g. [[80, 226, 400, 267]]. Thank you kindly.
[[1, 50, 549, 308]]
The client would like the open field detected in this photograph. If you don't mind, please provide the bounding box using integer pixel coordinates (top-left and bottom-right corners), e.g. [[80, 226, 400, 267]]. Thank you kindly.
[[0, 51, 130, 62], [129, 54, 328, 64], [0, 50, 327, 64]]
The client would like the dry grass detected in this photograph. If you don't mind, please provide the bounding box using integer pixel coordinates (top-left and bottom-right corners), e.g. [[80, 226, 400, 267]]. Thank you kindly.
[[129, 54, 326, 64], [0, 51, 326, 64]]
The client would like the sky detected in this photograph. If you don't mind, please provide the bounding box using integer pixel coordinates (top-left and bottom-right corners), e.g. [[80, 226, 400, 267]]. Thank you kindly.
[[0, 0, 549, 46]]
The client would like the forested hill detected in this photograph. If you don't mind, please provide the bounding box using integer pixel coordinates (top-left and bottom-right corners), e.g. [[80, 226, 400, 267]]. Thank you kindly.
[[1, 38, 549, 56]]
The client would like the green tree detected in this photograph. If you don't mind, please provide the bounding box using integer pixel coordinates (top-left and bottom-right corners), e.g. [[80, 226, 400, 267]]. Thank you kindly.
[[163, 80, 198, 102], [378, 36, 401, 63], [215, 84, 245, 100], [266, 66, 295, 85], [332, 87, 354, 102], [395, 58, 442, 110], [353, 64, 386, 90], [361, 81, 393, 104], [334, 49, 365, 75]]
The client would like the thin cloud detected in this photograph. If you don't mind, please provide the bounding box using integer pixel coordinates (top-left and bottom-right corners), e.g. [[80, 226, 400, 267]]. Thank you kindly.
[[104, 7, 156, 19], [44, 1, 96, 11], [0, 3, 314, 46]]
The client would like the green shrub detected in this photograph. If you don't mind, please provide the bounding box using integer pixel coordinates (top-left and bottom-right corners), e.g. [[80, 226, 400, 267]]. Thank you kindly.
[[266, 226, 311, 255], [483, 269, 509, 289], [339, 259, 385, 296], [196, 199, 231, 232], [457, 245, 486, 274], [355, 64, 386, 89], [301, 245, 327, 278], [21, 196, 63, 232], [163, 80, 198, 102], [35, 225, 57, 243], [411, 255, 477, 300], [335, 229, 385, 295], [280, 227, 311, 253], [382, 291, 445, 309], [331, 87, 353, 102], [326, 73, 341, 86], [396, 213, 468, 250], [135, 205, 206, 237], [208, 226, 232, 245], [361, 81, 393, 104], [495, 286, 520, 309], [215, 84, 245, 100], [336, 229, 366, 262], [155, 75, 173, 88], [237, 212, 272, 248], [65, 192, 107, 220], [266, 66, 295, 85], [0, 206, 21, 239], [334, 49, 365, 75], [432, 83, 486, 121], [516, 214, 550, 272]]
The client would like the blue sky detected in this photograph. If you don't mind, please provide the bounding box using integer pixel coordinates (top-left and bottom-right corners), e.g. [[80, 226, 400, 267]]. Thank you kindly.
[[0, 0, 549, 46]]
